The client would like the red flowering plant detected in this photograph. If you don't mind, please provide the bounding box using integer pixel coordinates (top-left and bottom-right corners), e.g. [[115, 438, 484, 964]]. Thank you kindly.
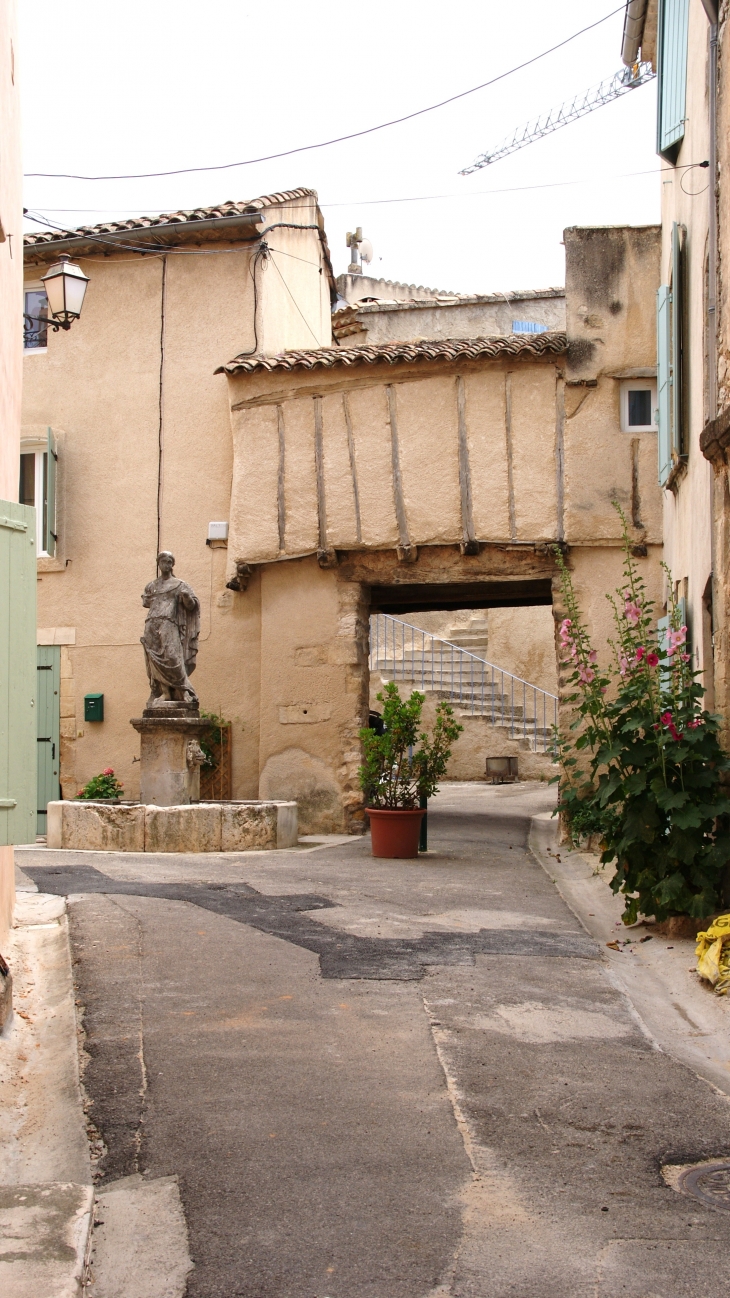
[[76, 768, 124, 800], [555, 509, 730, 924]]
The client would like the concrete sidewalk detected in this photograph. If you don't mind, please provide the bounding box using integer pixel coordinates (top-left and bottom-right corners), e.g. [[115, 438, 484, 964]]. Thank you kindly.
[[529, 808, 730, 1096], [7, 782, 730, 1297]]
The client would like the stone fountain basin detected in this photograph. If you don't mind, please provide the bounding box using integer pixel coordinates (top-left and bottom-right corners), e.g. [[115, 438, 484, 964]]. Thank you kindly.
[[46, 800, 298, 853]]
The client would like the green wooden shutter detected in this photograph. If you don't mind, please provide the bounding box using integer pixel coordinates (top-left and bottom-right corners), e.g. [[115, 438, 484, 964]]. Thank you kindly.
[[657, 284, 672, 484], [36, 646, 61, 835], [657, 0, 690, 159], [44, 426, 57, 557], [0, 501, 38, 846]]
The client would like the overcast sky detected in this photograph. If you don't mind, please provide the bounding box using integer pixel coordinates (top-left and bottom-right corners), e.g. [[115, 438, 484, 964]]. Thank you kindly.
[[21, 1, 661, 295]]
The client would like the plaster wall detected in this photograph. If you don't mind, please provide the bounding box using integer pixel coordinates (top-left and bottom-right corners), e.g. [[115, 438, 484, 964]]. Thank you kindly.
[[563, 225, 662, 546], [335, 294, 566, 347], [22, 198, 328, 803], [227, 356, 567, 568], [257, 558, 368, 833], [0, 0, 22, 946], [655, 2, 715, 708], [702, 0, 730, 729]]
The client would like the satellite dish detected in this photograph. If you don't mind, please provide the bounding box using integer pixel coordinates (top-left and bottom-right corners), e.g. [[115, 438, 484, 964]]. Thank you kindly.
[[359, 238, 374, 265]]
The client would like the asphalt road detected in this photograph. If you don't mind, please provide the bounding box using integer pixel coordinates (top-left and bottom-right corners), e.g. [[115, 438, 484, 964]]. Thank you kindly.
[[20, 783, 730, 1298]]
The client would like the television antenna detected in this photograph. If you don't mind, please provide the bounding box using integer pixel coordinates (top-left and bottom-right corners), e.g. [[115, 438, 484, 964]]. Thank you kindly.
[[346, 227, 374, 275], [459, 62, 655, 174]]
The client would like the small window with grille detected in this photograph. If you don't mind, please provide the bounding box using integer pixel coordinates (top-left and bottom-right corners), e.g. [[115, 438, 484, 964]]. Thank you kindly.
[[620, 380, 657, 432], [24, 288, 48, 350]]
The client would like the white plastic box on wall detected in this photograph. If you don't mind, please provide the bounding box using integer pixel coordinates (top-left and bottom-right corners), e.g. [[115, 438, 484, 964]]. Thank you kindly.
[[206, 521, 229, 546]]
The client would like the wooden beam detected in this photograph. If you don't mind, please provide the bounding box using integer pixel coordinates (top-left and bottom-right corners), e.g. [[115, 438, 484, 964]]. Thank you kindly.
[[385, 385, 414, 561], [456, 376, 477, 553]]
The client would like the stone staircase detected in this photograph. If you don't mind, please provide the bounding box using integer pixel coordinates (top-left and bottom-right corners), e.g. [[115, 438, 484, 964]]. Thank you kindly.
[[369, 614, 558, 779]]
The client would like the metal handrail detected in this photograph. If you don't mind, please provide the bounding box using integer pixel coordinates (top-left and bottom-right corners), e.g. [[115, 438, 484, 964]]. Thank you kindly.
[[369, 612, 558, 753]]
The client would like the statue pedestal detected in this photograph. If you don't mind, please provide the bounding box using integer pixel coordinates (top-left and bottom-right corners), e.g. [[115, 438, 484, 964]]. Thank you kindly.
[[130, 704, 207, 806]]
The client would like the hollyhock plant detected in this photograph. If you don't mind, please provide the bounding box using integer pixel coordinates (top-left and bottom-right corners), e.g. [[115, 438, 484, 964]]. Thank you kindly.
[[554, 505, 730, 924]]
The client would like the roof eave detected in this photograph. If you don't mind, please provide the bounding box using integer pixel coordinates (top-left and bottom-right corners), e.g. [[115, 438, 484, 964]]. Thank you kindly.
[[216, 332, 568, 378], [24, 210, 266, 262]]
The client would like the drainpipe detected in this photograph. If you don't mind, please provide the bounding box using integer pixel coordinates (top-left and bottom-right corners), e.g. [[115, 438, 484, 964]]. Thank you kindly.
[[708, 17, 718, 421], [621, 0, 648, 66]]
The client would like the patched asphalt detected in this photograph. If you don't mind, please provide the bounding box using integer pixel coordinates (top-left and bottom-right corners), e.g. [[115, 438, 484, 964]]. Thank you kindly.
[[18, 782, 730, 1298]]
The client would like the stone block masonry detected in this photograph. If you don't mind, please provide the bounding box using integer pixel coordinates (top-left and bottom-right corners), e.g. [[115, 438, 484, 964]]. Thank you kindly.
[[46, 800, 298, 853]]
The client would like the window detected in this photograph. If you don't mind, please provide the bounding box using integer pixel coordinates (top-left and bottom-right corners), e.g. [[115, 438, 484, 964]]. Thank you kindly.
[[19, 428, 57, 556], [24, 288, 48, 350], [657, 0, 690, 160], [512, 320, 547, 335], [620, 381, 657, 432]]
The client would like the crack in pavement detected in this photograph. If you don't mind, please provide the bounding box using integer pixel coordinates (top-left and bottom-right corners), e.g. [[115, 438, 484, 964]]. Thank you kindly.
[[25, 864, 598, 981]]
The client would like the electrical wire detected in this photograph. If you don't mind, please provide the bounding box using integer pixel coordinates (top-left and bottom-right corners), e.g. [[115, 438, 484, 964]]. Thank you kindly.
[[25, 164, 711, 243], [234, 243, 268, 357], [318, 162, 710, 208], [25, 7, 624, 182]]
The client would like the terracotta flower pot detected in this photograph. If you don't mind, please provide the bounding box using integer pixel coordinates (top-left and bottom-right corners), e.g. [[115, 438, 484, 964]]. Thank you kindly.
[[367, 807, 425, 859]]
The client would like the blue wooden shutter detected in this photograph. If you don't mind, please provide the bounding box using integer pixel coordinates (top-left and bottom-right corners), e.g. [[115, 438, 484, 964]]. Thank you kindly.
[[0, 501, 38, 846], [656, 284, 672, 484], [671, 223, 685, 459], [44, 426, 57, 558], [657, 0, 690, 159]]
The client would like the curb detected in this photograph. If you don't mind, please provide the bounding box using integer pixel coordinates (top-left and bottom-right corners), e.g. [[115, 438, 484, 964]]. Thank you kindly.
[[0, 891, 93, 1296]]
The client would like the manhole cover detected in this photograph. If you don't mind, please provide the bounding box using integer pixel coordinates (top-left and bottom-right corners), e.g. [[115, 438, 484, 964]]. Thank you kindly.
[[678, 1162, 730, 1211]]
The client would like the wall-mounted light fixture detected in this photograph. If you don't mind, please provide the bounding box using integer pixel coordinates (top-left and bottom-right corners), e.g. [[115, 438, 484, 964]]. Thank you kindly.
[[24, 254, 90, 339], [40, 255, 90, 329]]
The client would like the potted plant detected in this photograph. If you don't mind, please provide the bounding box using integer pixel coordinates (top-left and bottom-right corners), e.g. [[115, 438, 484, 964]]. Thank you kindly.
[[359, 682, 462, 858], [76, 768, 125, 802]]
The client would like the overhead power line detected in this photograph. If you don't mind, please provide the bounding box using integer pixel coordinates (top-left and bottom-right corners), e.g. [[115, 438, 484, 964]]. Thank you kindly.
[[25, 6, 624, 182], [460, 61, 656, 174]]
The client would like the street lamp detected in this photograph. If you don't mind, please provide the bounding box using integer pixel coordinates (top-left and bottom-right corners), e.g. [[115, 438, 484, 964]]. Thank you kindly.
[[40, 254, 90, 330]]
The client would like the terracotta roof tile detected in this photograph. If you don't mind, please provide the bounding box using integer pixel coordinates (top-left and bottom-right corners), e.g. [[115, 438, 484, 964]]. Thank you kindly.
[[216, 332, 568, 376], [23, 188, 319, 248]]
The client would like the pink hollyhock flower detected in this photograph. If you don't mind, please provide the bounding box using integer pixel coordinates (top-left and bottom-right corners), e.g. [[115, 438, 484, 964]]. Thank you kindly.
[[578, 666, 595, 684], [635, 646, 646, 662], [619, 656, 629, 676], [624, 600, 641, 625], [588, 650, 597, 663], [103, 767, 114, 775], [680, 652, 691, 663], [668, 626, 687, 651], [660, 710, 680, 741], [646, 651, 659, 668], [687, 718, 704, 729]]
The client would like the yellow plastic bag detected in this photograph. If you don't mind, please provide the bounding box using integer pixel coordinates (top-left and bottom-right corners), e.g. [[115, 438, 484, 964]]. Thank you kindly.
[[696, 913, 730, 995]]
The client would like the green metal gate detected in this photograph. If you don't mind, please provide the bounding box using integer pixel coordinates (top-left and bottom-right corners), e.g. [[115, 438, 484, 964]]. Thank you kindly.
[[36, 646, 60, 836]]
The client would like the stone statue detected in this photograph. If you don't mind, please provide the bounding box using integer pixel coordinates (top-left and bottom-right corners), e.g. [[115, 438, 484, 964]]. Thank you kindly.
[[141, 552, 200, 709]]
